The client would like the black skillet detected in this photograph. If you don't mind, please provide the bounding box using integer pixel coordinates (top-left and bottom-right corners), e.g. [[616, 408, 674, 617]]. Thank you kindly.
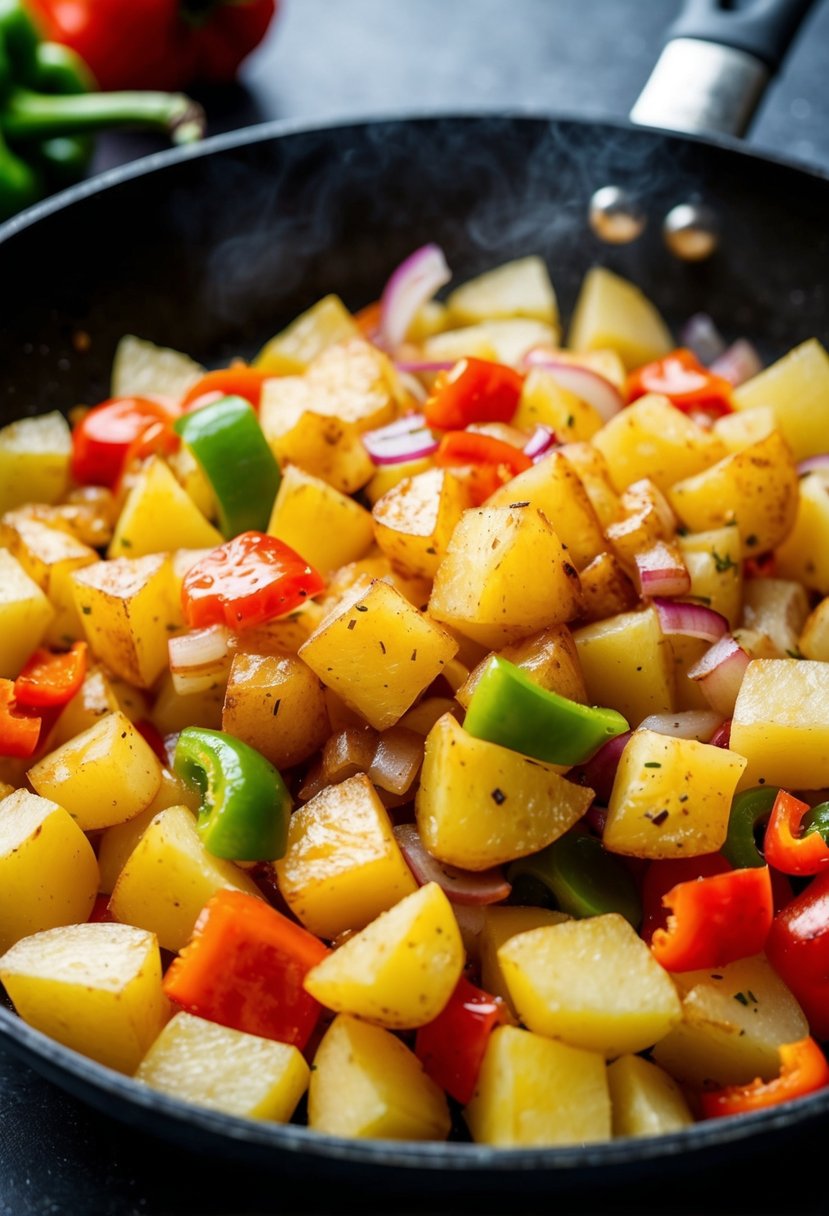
[[0, 0, 828, 1191]]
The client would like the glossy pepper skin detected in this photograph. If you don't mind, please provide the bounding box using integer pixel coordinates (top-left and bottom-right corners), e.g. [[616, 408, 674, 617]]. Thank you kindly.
[[650, 865, 773, 971], [26, 0, 278, 92], [766, 872, 829, 1041], [701, 1037, 829, 1119], [507, 828, 642, 927]]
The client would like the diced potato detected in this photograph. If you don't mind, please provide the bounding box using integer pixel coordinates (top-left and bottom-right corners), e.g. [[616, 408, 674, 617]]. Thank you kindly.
[[668, 431, 798, 556], [429, 505, 582, 650], [303, 882, 464, 1029], [152, 670, 226, 734], [578, 552, 639, 623], [560, 441, 623, 529], [308, 1013, 450, 1140], [109, 805, 262, 953], [732, 338, 829, 461], [373, 468, 471, 580], [447, 256, 559, 328], [651, 955, 809, 1088], [678, 526, 743, 629], [276, 774, 416, 940], [603, 730, 746, 859], [479, 906, 570, 1016], [800, 598, 829, 661], [108, 457, 222, 558], [592, 394, 726, 493], [300, 578, 457, 730], [407, 299, 450, 342], [573, 607, 675, 726], [775, 473, 829, 594], [730, 659, 829, 789], [97, 769, 200, 894], [262, 408, 375, 494], [221, 651, 328, 770], [0, 790, 98, 952], [135, 1012, 309, 1121], [49, 668, 121, 747], [416, 713, 592, 870], [604, 479, 676, 575], [567, 267, 672, 371], [0, 411, 71, 515], [111, 335, 203, 399], [0, 922, 170, 1074], [364, 455, 435, 505], [456, 623, 588, 711], [0, 514, 97, 645], [166, 444, 217, 520], [28, 711, 162, 832], [607, 1055, 693, 1138], [713, 405, 776, 453], [267, 463, 374, 574], [262, 336, 400, 434], [0, 548, 55, 677], [423, 319, 557, 368], [72, 553, 182, 688], [464, 1025, 610, 1147], [499, 915, 681, 1056], [741, 578, 810, 658], [512, 368, 602, 442], [254, 295, 358, 372]]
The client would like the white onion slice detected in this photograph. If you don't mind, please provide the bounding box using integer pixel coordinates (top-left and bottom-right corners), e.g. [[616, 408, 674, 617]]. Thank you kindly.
[[379, 244, 451, 351], [680, 313, 726, 365], [710, 339, 763, 387], [637, 710, 725, 742], [653, 597, 729, 642], [362, 413, 438, 466], [168, 625, 230, 694], [524, 351, 624, 422], [393, 823, 511, 905], [688, 634, 751, 715], [637, 545, 691, 598], [798, 455, 829, 476]]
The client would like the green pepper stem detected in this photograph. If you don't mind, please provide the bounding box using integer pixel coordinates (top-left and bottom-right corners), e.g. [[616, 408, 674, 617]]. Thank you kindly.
[[2, 88, 206, 145]]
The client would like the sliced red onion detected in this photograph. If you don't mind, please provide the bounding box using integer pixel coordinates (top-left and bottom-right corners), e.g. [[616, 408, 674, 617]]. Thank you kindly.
[[168, 625, 230, 695], [523, 424, 558, 460], [680, 313, 726, 365], [797, 455, 829, 476], [395, 360, 455, 375], [393, 823, 511, 904], [571, 730, 632, 806], [637, 546, 691, 598], [637, 710, 725, 742], [653, 597, 729, 642], [710, 339, 763, 387], [688, 634, 751, 715], [709, 719, 732, 748], [362, 413, 438, 466], [379, 244, 451, 351], [524, 352, 624, 422]]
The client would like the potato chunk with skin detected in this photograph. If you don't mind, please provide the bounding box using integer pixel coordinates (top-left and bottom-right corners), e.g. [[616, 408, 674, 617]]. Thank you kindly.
[[275, 774, 417, 940], [303, 882, 464, 1029], [730, 659, 829, 790], [0, 548, 55, 677], [28, 711, 162, 832], [0, 515, 97, 645], [299, 579, 457, 730], [267, 463, 375, 574], [607, 1055, 693, 1138], [135, 1012, 309, 1121], [456, 623, 588, 711], [221, 651, 329, 771], [464, 1025, 611, 1147], [309, 1013, 450, 1140], [574, 607, 675, 727], [0, 790, 98, 952], [592, 394, 727, 493], [416, 713, 593, 871], [109, 805, 262, 953], [0, 922, 170, 1074], [499, 915, 681, 1057], [373, 468, 471, 581], [429, 505, 583, 651], [603, 729, 746, 859]]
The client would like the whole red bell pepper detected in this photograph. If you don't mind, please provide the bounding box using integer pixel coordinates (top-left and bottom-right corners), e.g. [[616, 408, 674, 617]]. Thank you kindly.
[[415, 976, 510, 1105], [26, 0, 277, 92], [766, 872, 829, 1040], [700, 1037, 829, 1119], [650, 865, 773, 971]]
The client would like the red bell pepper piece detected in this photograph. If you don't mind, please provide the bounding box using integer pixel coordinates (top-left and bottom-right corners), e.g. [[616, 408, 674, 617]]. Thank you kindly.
[[181, 531, 325, 631], [700, 1037, 829, 1119], [424, 358, 523, 431], [434, 430, 532, 506], [650, 865, 773, 971], [181, 367, 270, 413], [27, 0, 277, 92], [14, 642, 87, 710], [766, 871, 829, 1040], [627, 348, 733, 421], [163, 888, 328, 1050], [71, 397, 179, 488], [640, 853, 732, 945], [134, 718, 170, 766], [415, 976, 510, 1104], [763, 790, 829, 877], [0, 680, 41, 758]]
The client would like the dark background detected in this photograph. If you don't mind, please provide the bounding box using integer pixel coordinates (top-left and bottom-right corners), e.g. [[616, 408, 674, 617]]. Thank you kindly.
[[2, 2, 829, 1213]]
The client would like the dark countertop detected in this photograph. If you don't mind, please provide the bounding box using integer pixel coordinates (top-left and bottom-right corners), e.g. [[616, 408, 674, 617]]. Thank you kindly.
[[2, 3, 829, 1214]]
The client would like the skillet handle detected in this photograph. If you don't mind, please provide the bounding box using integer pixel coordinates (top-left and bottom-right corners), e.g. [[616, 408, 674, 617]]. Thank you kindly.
[[631, 0, 817, 138]]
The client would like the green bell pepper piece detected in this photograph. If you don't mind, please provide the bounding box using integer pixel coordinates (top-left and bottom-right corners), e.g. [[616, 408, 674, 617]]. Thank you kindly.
[[174, 727, 291, 862], [802, 801, 829, 842], [174, 396, 282, 538], [27, 44, 94, 189], [0, 0, 39, 87], [507, 829, 642, 927], [464, 656, 629, 767], [721, 785, 780, 868], [0, 122, 38, 216]]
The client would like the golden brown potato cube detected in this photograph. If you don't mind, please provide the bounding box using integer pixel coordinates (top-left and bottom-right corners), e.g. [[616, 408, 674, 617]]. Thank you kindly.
[[416, 713, 593, 870], [678, 526, 743, 629], [456, 624, 588, 710], [578, 552, 639, 623], [574, 606, 675, 726], [97, 769, 201, 895], [0, 411, 71, 515], [373, 468, 471, 580], [255, 294, 358, 371], [108, 457, 222, 558], [0, 790, 98, 952], [50, 667, 121, 747], [776, 473, 829, 595], [567, 267, 672, 370], [607, 1055, 693, 1138], [512, 368, 602, 443], [0, 549, 55, 677], [592, 393, 726, 493], [263, 407, 375, 494], [801, 597, 829, 661], [447, 256, 559, 327], [275, 773, 417, 940], [111, 335, 203, 399], [429, 505, 583, 650], [730, 659, 829, 789], [732, 337, 829, 461], [479, 906, 570, 1016], [0, 514, 97, 645], [423, 319, 557, 368], [72, 553, 182, 688], [0, 922, 170, 1073], [222, 651, 328, 770], [28, 711, 163, 832], [741, 577, 810, 658], [559, 441, 623, 529], [299, 578, 457, 730], [267, 463, 374, 574], [151, 670, 226, 735]]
